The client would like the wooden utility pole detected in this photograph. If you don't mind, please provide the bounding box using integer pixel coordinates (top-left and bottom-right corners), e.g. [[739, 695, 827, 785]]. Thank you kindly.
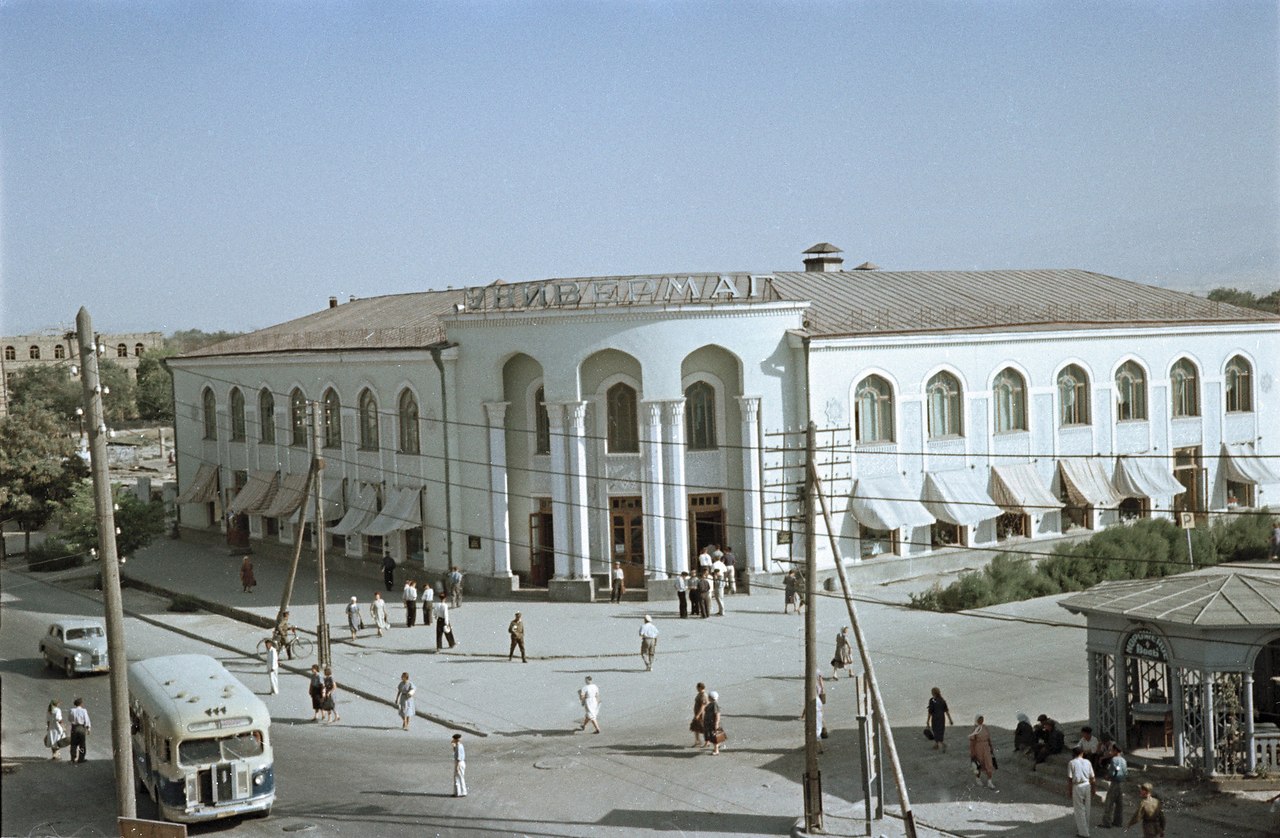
[[311, 402, 331, 668], [802, 421, 822, 832], [275, 466, 315, 629], [75, 308, 135, 819]]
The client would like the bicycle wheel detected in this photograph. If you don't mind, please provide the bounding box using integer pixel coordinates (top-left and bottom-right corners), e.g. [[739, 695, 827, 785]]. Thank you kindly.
[[291, 636, 314, 658], [255, 637, 271, 656]]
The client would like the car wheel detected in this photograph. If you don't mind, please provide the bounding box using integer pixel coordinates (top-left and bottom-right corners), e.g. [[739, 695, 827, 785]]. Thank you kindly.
[[42, 650, 52, 670], [64, 659, 75, 678]]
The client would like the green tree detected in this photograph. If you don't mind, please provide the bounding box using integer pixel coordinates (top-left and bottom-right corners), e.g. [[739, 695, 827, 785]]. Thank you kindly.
[[136, 351, 176, 421], [166, 329, 244, 353], [1207, 287, 1280, 314], [55, 480, 167, 559], [0, 405, 87, 558], [7, 365, 82, 420], [97, 358, 138, 422]]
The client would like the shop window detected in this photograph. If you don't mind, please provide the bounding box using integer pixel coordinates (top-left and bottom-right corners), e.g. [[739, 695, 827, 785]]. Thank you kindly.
[[290, 388, 307, 447], [1225, 356, 1253, 413], [265, 517, 279, 537], [684, 381, 718, 450], [931, 522, 963, 548], [996, 512, 1028, 541], [1226, 481, 1253, 509], [993, 367, 1027, 432], [259, 389, 275, 444], [201, 388, 217, 440], [607, 382, 638, 453], [323, 388, 342, 449], [1057, 364, 1090, 426], [358, 388, 379, 450], [854, 375, 894, 443], [1171, 358, 1199, 417], [1115, 361, 1147, 421], [926, 371, 963, 438], [534, 387, 550, 455], [398, 389, 420, 454], [229, 388, 246, 441], [1118, 497, 1148, 521], [859, 525, 896, 558]]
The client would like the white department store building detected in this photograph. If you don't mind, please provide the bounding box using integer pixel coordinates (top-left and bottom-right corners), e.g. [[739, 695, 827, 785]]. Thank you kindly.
[[168, 245, 1280, 600]]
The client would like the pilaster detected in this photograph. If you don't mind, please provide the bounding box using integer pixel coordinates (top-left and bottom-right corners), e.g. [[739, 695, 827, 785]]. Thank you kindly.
[[641, 400, 667, 578], [737, 396, 763, 573], [663, 399, 689, 573], [483, 401, 512, 578]]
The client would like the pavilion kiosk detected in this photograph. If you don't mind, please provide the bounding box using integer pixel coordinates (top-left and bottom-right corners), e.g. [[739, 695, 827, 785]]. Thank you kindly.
[[1060, 571, 1280, 776]]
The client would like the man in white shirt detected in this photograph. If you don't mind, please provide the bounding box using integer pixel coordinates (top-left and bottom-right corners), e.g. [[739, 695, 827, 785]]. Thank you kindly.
[[1076, 725, 1101, 770], [265, 639, 279, 695], [403, 581, 418, 628], [1066, 746, 1097, 837], [675, 572, 689, 618], [420, 581, 435, 628], [434, 598, 455, 650], [451, 733, 467, 797], [68, 698, 91, 764], [610, 562, 625, 603], [697, 547, 713, 573], [638, 615, 659, 671]]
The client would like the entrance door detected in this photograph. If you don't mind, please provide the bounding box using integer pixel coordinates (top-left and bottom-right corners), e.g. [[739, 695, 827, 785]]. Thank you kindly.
[[689, 493, 725, 566], [610, 496, 645, 587], [529, 499, 554, 587], [1173, 446, 1203, 522]]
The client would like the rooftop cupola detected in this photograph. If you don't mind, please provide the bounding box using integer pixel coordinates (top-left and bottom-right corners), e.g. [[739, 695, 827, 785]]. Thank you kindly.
[[802, 242, 844, 272]]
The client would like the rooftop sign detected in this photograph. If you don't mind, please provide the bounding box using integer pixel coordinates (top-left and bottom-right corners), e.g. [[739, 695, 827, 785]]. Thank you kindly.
[[463, 274, 772, 312]]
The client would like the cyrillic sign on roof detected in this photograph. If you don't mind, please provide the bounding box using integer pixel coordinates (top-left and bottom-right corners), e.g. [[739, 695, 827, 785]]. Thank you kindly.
[[463, 274, 773, 312]]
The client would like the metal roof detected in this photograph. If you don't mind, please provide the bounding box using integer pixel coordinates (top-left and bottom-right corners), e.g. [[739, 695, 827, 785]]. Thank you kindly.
[[1059, 572, 1280, 627]]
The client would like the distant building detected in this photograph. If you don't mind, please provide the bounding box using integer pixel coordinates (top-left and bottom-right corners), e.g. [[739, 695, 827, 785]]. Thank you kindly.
[[0, 330, 164, 416], [166, 246, 1280, 600]]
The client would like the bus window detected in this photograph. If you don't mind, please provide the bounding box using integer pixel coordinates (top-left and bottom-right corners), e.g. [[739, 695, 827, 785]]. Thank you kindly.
[[179, 732, 265, 765], [179, 738, 223, 765], [222, 732, 265, 759]]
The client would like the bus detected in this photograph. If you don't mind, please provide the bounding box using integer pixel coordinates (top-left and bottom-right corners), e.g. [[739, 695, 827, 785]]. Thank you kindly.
[[128, 654, 275, 822]]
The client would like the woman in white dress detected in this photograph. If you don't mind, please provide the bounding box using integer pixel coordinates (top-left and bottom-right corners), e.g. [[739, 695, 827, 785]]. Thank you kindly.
[[370, 592, 390, 637], [46, 699, 65, 760], [577, 676, 601, 733], [394, 672, 416, 731]]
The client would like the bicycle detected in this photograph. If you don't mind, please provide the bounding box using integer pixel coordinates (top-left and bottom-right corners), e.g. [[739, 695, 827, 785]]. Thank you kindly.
[[256, 633, 313, 660]]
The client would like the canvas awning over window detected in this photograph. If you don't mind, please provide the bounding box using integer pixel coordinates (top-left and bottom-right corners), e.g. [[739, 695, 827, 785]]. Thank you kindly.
[[303, 475, 346, 524], [330, 482, 379, 536], [850, 476, 935, 532], [361, 487, 423, 537], [1220, 443, 1280, 485], [174, 463, 219, 505], [922, 469, 999, 528], [1113, 454, 1185, 499], [227, 470, 279, 516], [260, 472, 310, 519], [990, 463, 1063, 515], [1059, 459, 1126, 507]]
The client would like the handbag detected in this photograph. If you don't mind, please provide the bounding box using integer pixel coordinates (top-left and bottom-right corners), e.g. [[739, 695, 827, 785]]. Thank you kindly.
[[712, 728, 727, 745], [57, 735, 70, 749], [923, 727, 935, 741]]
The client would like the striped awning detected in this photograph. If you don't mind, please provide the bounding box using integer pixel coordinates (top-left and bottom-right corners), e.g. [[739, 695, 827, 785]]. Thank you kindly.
[[990, 463, 1063, 515], [260, 472, 310, 519], [361, 487, 423, 537], [303, 475, 347, 524], [227, 470, 279, 516], [1221, 443, 1280, 486], [330, 482, 379, 536], [1059, 458, 1126, 507], [174, 463, 219, 505]]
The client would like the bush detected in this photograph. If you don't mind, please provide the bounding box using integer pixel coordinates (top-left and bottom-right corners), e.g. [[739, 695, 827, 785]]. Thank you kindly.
[[1210, 509, 1272, 563], [25, 539, 85, 573]]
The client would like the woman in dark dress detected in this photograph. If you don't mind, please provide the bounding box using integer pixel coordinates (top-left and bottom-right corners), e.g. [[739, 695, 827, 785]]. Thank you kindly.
[[321, 666, 340, 723], [703, 691, 723, 755], [690, 682, 709, 747], [927, 686, 953, 751], [309, 665, 325, 721]]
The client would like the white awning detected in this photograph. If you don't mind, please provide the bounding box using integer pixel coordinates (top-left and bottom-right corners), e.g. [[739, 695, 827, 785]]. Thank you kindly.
[[174, 463, 219, 505], [330, 482, 379, 536], [990, 463, 1063, 515], [1059, 459, 1126, 507], [1221, 443, 1280, 485], [1112, 454, 1185, 499], [850, 476, 935, 532], [922, 469, 999, 528], [361, 487, 423, 537], [261, 472, 310, 519], [227, 470, 279, 516], [303, 475, 346, 524]]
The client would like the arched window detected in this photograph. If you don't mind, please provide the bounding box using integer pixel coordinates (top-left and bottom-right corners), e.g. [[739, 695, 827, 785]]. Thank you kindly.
[[116, 343, 128, 358], [290, 388, 307, 447], [1225, 355, 1253, 413], [534, 387, 550, 455], [1171, 358, 1199, 417], [259, 389, 275, 444], [53, 345, 65, 360], [993, 368, 1027, 433], [1057, 365, 1091, 426], [3, 346, 14, 361], [926, 372, 963, 438], [322, 388, 342, 449], [201, 388, 217, 440], [854, 375, 894, 443], [607, 383, 638, 453], [1115, 361, 1147, 421], [359, 388, 380, 450], [229, 388, 246, 441], [398, 389, 420, 454], [134, 343, 144, 356], [684, 381, 718, 450], [29, 345, 40, 360]]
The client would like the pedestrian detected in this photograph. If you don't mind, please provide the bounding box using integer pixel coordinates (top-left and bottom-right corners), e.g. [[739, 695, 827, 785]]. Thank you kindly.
[[690, 682, 709, 747], [508, 611, 526, 662], [831, 626, 855, 680], [704, 690, 723, 755], [784, 570, 798, 614], [434, 598, 456, 649], [968, 714, 998, 790], [795, 568, 807, 611], [697, 545, 713, 574], [239, 556, 257, 593], [403, 580, 418, 628], [308, 665, 325, 721], [420, 579, 435, 628], [1271, 520, 1280, 561], [927, 686, 954, 751], [638, 615, 659, 671], [1126, 782, 1165, 837], [1100, 742, 1127, 829], [264, 638, 279, 695], [1067, 745, 1097, 837], [68, 697, 91, 764], [675, 571, 689, 618], [577, 676, 601, 733], [346, 595, 363, 640], [370, 592, 390, 637], [610, 561, 625, 603], [394, 672, 416, 731], [688, 570, 704, 617], [321, 666, 341, 722], [448, 566, 464, 607], [273, 610, 298, 659], [381, 553, 396, 591], [696, 570, 711, 618], [451, 733, 468, 797], [46, 699, 65, 760], [711, 569, 725, 616], [722, 545, 738, 593]]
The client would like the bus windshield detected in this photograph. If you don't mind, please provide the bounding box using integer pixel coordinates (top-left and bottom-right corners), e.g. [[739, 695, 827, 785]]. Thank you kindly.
[[178, 732, 265, 765]]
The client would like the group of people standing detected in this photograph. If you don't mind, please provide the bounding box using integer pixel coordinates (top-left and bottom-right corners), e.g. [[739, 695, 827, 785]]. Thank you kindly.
[[44, 697, 91, 763], [690, 682, 725, 755], [308, 664, 341, 722], [673, 544, 737, 618]]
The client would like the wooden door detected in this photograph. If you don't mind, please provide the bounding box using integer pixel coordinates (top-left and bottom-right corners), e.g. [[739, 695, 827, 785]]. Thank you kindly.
[[688, 493, 725, 565], [610, 496, 645, 587], [529, 498, 554, 586]]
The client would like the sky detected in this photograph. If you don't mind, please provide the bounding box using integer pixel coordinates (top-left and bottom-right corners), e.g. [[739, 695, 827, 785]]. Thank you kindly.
[[1, 1, 1276, 336]]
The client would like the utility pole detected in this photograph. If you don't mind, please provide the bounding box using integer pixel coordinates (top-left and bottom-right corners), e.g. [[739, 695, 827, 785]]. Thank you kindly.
[[275, 466, 314, 629], [75, 307, 135, 819], [802, 421, 822, 832], [311, 401, 331, 668]]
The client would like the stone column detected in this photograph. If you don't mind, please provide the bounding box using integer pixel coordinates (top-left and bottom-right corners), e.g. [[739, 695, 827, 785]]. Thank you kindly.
[[737, 396, 763, 573], [566, 401, 591, 579], [664, 399, 689, 574], [546, 403, 571, 579], [641, 400, 667, 579], [1244, 671, 1256, 774], [483, 402, 513, 583], [1203, 673, 1217, 776]]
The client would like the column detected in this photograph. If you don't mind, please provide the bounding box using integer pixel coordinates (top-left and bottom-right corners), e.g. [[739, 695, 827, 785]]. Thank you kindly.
[[483, 402, 512, 578], [664, 399, 689, 574], [1244, 671, 1256, 775], [1203, 673, 1216, 776], [566, 401, 591, 579], [737, 396, 763, 573], [641, 400, 667, 578], [547, 403, 571, 579]]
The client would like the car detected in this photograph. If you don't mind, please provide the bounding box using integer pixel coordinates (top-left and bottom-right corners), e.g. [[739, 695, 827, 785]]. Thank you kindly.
[[39, 618, 110, 678]]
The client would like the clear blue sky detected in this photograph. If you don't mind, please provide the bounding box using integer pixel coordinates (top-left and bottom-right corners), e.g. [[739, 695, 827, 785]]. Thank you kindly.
[[2, 1, 1276, 335]]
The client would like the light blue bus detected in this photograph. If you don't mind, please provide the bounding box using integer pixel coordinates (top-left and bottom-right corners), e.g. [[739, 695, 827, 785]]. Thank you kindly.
[[128, 654, 275, 822]]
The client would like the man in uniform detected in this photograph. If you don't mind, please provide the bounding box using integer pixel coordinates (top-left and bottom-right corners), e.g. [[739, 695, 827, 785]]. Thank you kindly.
[[1126, 782, 1165, 837], [508, 612, 526, 662]]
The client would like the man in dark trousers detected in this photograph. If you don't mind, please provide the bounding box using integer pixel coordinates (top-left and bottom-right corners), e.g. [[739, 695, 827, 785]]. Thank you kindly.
[[434, 598, 456, 650], [675, 571, 689, 618], [381, 553, 396, 591], [68, 697, 91, 764], [695, 570, 711, 618], [508, 611, 526, 662]]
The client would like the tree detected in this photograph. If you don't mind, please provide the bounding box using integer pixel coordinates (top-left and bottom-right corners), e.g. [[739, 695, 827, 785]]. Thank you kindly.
[[55, 480, 167, 559], [97, 358, 138, 423], [0, 404, 87, 558], [1207, 287, 1280, 314], [166, 329, 244, 353], [136, 351, 176, 421], [7, 365, 82, 420]]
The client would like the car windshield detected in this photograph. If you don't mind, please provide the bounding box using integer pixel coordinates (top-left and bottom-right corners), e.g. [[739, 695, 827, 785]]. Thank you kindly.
[[178, 732, 265, 765], [65, 627, 104, 641]]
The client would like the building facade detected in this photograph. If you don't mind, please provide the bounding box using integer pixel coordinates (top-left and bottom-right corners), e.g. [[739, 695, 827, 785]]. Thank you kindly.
[[0, 330, 163, 416], [167, 247, 1280, 599]]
